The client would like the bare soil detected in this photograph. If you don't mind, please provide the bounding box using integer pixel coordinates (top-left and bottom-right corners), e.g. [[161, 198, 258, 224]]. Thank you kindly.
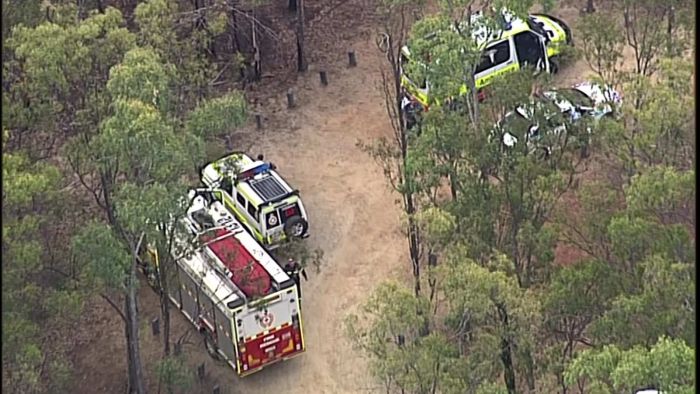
[[66, 1, 634, 393]]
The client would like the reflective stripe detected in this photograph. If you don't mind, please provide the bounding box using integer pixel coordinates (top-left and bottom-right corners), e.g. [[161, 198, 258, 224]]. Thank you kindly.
[[475, 63, 519, 89], [403, 60, 520, 106], [295, 295, 306, 350], [401, 75, 429, 107]]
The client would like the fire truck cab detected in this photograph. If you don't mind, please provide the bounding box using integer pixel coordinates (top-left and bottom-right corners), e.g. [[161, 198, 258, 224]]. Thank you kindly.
[[143, 190, 306, 376]]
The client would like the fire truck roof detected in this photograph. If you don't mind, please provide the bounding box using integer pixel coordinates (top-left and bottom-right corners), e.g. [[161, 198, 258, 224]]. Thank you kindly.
[[178, 200, 294, 308], [202, 227, 272, 297]]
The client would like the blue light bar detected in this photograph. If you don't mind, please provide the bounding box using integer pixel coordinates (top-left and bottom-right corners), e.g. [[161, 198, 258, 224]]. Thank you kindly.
[[238, 162, 271, 181]]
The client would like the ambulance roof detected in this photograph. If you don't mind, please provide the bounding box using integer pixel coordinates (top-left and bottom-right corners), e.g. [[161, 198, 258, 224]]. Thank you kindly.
[[202, 152, 296, 208], [471, 9, 530, 47], [401, 9, 532, 62], [177, 200, 294, 308]]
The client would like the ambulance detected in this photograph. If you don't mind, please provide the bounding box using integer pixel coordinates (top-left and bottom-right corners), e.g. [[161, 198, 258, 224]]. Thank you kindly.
[[401, 8, 572, 122], [201, 152, 310, 250]]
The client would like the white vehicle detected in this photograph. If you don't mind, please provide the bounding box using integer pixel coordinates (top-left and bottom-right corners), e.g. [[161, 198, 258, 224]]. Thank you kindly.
[[495, 82, 622, 156], [541, 82, 622, 120], [140, 190, 306, 376]]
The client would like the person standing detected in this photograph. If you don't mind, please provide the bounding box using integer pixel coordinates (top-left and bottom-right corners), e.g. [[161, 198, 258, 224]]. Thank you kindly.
[[283, 258, 307, 299]]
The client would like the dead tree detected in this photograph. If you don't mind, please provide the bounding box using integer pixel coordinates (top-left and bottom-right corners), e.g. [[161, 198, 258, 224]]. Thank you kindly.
[[251, 9, 262, 81], [296, 0, 307, 72], [228, 0, 241, 53]]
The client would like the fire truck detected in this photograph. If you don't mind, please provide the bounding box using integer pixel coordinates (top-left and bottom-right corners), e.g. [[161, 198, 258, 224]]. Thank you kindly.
[[142, 190, 306, 376]]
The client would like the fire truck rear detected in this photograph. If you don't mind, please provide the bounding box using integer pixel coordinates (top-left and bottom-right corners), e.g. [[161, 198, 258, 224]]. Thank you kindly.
[[145, 190, 306, 376]]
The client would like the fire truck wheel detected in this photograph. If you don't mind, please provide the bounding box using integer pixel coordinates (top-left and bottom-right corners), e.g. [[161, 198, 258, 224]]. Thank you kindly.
[[283, 216, 308, 238], [203, 332, 223, 361]]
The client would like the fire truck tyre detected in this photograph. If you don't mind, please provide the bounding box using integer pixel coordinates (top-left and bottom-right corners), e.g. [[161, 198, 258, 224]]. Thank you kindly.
[[284, 216, 308, 238], [203, 332, 223, 361]]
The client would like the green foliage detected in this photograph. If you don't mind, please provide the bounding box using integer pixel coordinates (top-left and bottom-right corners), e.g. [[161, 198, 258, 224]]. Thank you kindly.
[[3, 6, 135, 155], [185, 92, 248, 139], [133, 0, 178, 56], [133, 0, 233, 115], [543, 260, 621, 334], [576, 12, 625, 87], [97, 98, 196, 185], [107, 47, 174, 113], [564, 336, 695, 393], [2, 145, 80, 392], [154, 355, 193, 394], [1, 0, 43, 44], [440, 252, 541, 392], [346, 282, 465, 394], [591, 255, 694, 349], [617, 0, 692, 76], [624, 166, 694, 226], [362, 1, 696, 392], [72, 222, 132, 290], [554, 179, 621, 261], [626, 59, 694, 170], [414, 207, 457, 251]]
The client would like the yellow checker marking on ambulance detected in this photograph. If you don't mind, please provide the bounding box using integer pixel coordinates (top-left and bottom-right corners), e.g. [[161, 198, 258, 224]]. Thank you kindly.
[[536, 17, 567, 57], [401, 75, 429, 107], [475, 63, 520, 89], [404, 62, 520, 108]]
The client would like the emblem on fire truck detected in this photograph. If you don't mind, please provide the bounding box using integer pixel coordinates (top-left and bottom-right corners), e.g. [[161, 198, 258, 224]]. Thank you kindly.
[[260, 312, 274, 328]]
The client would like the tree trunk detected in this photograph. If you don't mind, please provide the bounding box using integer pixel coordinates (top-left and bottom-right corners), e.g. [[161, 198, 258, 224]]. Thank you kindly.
[[404, 135, 421, 297], [296, 0, 307, 72], [428, 251, 438, 304], [125, 256, 146, 394], [497, 304, 516, 394], [586, 0, 595, 13], [159, 262, 171, 356], [524, 348, 536, 393], [228, 0, 241, 54], [666, 5, 675, 54], [101, 171, 117, 228], [407, 206, 421, 297], [448, 172, 458, 201]]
